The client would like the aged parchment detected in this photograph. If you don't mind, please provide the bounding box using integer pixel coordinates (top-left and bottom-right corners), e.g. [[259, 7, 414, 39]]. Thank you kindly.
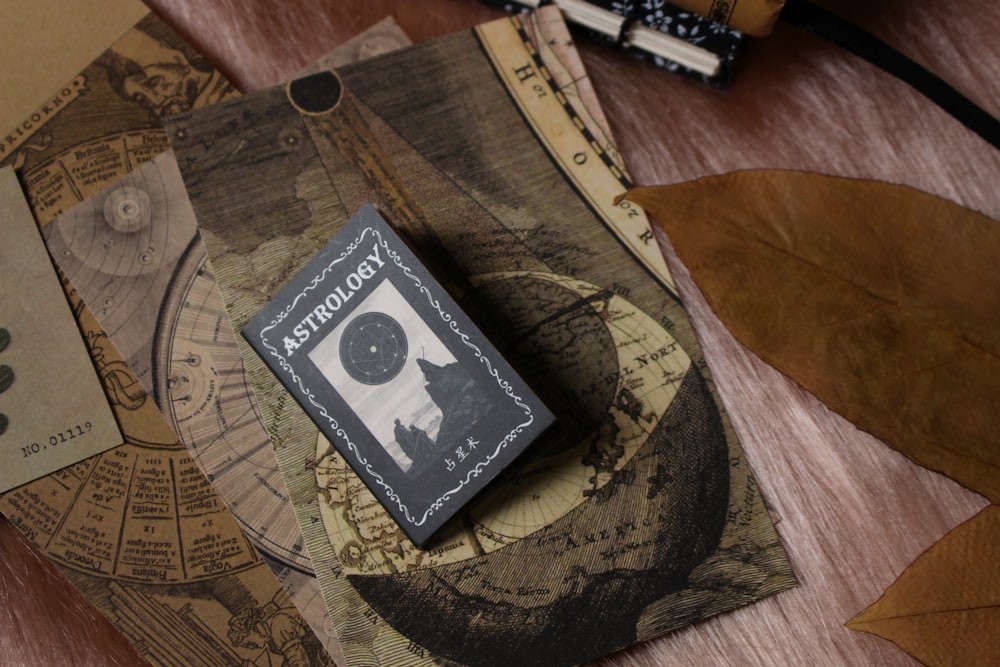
[[3, 13, 415, 663], [0, 14, 237, 225], [0, 11, 339, 666], [0, 178, 332, 666], [168, 9, 795, 666], [0, 0, 147, 133], [5, 15, 233, 225]]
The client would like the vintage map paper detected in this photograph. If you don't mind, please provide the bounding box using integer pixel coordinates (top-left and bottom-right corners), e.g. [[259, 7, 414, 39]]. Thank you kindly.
[[0, 10, 341, 665], [1, 12, 411, 661], [168, 8, 795, 665], [5, 13, 234, 226], [0, 178, 332, 665], [0, 0, 147, 133], [0, 167, 123, 492], [37, 149, 311, 566]]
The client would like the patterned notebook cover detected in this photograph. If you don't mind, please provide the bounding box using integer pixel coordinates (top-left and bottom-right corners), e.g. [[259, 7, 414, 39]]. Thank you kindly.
[[480, 0, 744, 86]]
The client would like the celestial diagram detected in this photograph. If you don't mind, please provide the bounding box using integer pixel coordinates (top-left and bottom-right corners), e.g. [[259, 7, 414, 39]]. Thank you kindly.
[[338, 311, 408, 385]]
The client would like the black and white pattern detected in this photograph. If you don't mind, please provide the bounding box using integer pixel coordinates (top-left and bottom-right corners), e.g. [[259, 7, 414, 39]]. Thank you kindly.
[[482, 0, 744, 86]]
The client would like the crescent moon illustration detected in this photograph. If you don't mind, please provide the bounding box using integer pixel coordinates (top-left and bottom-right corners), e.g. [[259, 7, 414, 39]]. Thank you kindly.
[[314, 271, 730, 665]]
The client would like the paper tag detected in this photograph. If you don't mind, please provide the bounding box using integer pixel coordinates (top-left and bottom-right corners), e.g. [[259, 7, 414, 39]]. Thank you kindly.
[[0, 167, 123, 492]]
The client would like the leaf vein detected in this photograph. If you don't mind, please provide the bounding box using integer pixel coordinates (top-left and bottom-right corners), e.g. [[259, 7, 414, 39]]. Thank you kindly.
[[743, 234, 998, 362], [853, 602, 1000, 624]]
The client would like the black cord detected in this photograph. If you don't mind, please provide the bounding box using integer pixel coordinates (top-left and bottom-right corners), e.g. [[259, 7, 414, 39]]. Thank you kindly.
[[780, 0, 1000, 150]]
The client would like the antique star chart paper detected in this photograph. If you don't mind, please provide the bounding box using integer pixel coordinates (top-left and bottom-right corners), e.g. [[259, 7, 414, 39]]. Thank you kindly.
[[0, 10, 342, 665], [0, 175, 332, 666], [0, 0, 147, 133], [167, 9, 796, 666], [5, 14, 233, 226], [3, 13, 414, 662]]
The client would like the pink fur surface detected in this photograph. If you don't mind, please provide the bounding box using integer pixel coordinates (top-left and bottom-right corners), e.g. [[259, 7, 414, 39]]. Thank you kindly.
[[2, 0, 994, 664]]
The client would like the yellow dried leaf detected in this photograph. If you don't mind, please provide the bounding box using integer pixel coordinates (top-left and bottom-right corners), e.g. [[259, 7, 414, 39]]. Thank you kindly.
[[622, 171, 1000, 501], [846, 505, 1000, 666]]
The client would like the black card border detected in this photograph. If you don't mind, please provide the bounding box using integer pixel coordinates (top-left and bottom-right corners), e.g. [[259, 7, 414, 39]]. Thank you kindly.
[[244, 206, 550, 543]]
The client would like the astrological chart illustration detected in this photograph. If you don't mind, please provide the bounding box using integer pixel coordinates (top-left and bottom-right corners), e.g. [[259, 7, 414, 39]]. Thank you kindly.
[[0, 268, 329, 665], [39, 153, 340, 654]]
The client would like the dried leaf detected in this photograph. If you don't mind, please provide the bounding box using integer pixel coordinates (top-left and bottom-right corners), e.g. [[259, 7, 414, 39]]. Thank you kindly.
[[846, 505, 1000, 665], [621, 171, 1000, 501]]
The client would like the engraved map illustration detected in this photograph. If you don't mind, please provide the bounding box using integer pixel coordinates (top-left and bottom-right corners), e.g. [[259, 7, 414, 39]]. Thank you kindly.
[[0, 13, 340, 665], [1, 181, 330, 666], [168, 9, 796, 666], [3, 14, 416, 663], [6, 15, 233, 225]]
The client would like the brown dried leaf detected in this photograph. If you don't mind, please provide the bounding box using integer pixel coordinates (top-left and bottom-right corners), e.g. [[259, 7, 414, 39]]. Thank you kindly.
[[846, 505, 1000, 665], [621, 171, 1000, 501]]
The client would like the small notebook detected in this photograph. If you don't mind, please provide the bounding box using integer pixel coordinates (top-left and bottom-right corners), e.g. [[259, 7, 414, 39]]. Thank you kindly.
[[480, 0, 744, 86]]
